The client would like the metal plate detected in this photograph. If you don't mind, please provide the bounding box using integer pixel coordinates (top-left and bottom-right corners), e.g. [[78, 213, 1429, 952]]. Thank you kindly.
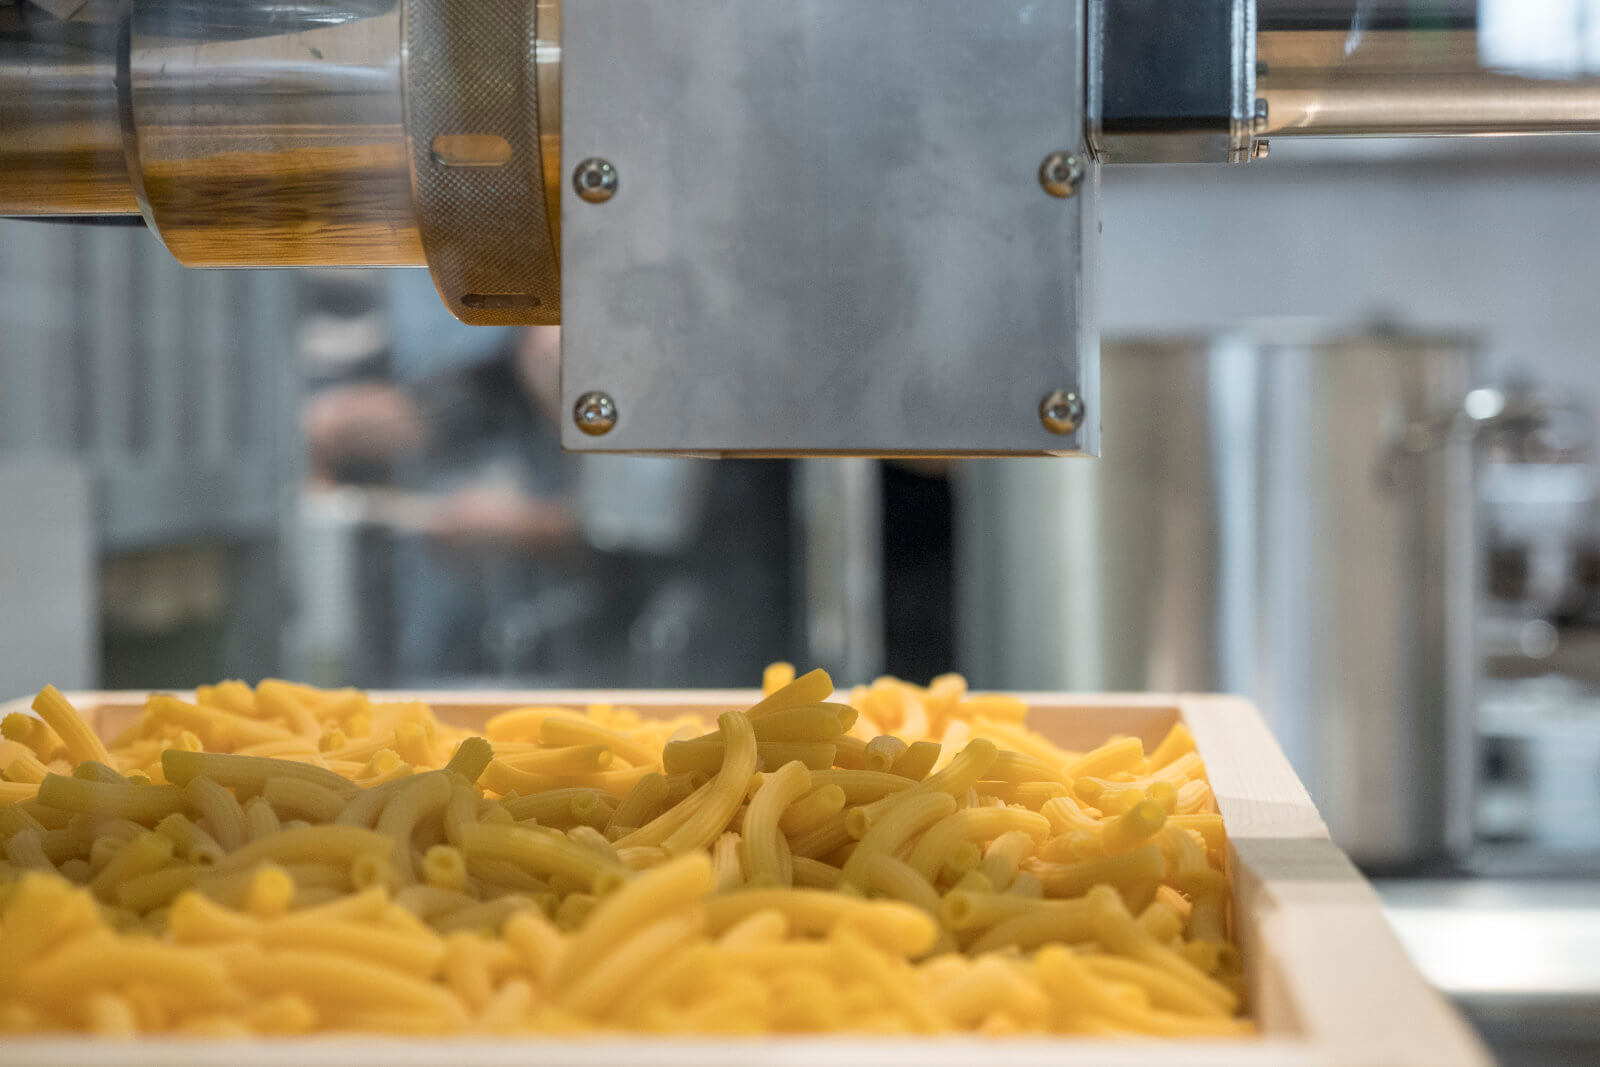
[[562, 0, 1097, 456]]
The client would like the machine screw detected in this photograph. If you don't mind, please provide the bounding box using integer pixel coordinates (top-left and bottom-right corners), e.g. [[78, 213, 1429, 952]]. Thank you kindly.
[[1253, 98, 1269, 133], [573, 158, 618, 203], [1038, 389, 1085, 435], [1038, 151, 1084, 198], [573, 391, 618, 435]]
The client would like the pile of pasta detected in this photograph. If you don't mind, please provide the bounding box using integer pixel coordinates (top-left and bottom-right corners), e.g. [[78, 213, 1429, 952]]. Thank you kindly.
[[0, 667, 1250, 1038]]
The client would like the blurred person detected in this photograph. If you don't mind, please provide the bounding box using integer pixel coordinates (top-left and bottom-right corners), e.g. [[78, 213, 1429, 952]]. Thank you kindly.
[[302, 273, 793, 685]]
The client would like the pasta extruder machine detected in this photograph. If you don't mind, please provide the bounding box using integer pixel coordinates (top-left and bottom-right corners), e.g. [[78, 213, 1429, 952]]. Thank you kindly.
[[4, 0, 1600, 455]]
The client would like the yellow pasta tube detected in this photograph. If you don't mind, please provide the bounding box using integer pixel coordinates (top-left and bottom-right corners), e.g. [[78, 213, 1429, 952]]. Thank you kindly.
[[968, 905, 1096, 953], [1176, 779, 1215, 814], [745, 667, 834, 719], [741, 760, 811, 887], [211, 824, 391, 873], [243, 796, 282, 842], [863, 735, 908, 772], [422, 845, 468, 891], [1028, 841, 1166, 900], [3, 753, 50, 785], [35, 774, 183, 824], [711, 831, 743, 891], [747, 703, 853, 741], [661, 712, 757, 856], [162, 750, 357, 799], [557, 852, 712, 989], [183, 776, 248, 852], [334, 776, 416, 828], [703, 890, 936, 956], [539, 718, 657, 767], [1102, 799, 1168, 855], [1040, 794, 1104, 835], [862, 854, 940, 916], [443, 737, 494, 783], [556, 911, 705, 1015], [1066, 736, 1147, 779], [1084, 885, 1237, 1014], [837, 792, 958, 891], [903, 806, 1049, 883], [807, 770, 915, 804], [790, 855, 841, 889], [927, 955, 1051, 1030], [263, 776, 347, 824], [1082, 955, 1229, 1018], [1149, 723, 1197, 768], [856, 739, 997, 827], [3, 829, 53, 871], [981, 829, 1036, 891], [32, 686, 110, 764], [155, 813, 225, 865], [17, 930, 237, 1007], [502, 909, 567, 988], [1, 713, 65, 762], [778, 783, 846, 837], [501, 786, 612, 824], [226, 947, 467, 1024], [989, 751, 1071, 787], [662, 739, 833, 777], [830, 734, 867, 769], [495, 745, 614, 777], [457, 822, 625, 896], [147, 694, 298, 749], [889, 740, 940, 781], [1137, 898, 1185, 943], [604, 772, 669, 836], [245, 865, 296, 917], [376, 772, 452, 882], [441, 783, 480, 849], [1034, 945, 1249, 1038]]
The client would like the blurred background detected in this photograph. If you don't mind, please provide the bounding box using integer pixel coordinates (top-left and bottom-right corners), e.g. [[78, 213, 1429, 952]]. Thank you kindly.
[[4, 137, 1600, 1060]]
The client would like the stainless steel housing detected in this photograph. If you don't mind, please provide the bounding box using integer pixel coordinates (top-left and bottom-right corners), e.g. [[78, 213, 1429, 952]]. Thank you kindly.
[[1258, 1, 1600, 138]]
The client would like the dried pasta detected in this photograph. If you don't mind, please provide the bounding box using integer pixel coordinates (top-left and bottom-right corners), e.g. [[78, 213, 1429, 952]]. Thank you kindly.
[[0, 669, 1248, 1037]]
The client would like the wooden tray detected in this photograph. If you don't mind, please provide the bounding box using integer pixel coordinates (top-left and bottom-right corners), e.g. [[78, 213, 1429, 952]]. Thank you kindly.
[[1, 689, 1490, 1066]]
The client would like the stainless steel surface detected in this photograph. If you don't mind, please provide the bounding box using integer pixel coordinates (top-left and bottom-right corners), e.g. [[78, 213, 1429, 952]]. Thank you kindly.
[[402, 0, 561, 323], [572, 157, 617, 204], [1087, 0, 1258, 163], [1380, 878, 1600, 1060], [796, 459, 885, 684], [956, 328, 1479, 866], [1258, 0, 1600, 138], [125, 0, 423, 266], [561, 0, 1098, 456], [572, 390, 618, 437], [0, 6, 134, 214], [1038, 389, 1086, 435], [1038, 151, 1086, 199]]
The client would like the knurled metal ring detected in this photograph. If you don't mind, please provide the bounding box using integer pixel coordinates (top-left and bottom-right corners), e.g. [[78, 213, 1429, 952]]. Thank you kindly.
[[402, 0, 561, 324]]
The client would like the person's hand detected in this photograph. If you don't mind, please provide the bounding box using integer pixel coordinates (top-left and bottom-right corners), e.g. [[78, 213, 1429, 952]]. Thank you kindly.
[[303, 384, 428, 481], [425, 485, 578, 552]]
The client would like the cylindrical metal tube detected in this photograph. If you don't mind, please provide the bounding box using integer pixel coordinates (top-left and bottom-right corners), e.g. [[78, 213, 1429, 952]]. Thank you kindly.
[[1258, 0, 1600, 137], [0, 10, 136, 215], [125, 0, 423, 266], [1, 0, 563, 285]]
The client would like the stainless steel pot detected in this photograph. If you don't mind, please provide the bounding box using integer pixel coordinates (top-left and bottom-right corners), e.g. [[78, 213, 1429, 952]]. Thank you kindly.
[[956, 326, 1479, 867]]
